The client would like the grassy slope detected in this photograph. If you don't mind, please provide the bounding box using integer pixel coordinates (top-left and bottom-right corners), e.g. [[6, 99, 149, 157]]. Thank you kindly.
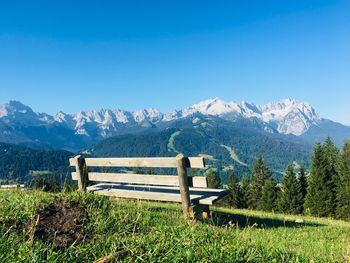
[[1, 190, 350, 263]]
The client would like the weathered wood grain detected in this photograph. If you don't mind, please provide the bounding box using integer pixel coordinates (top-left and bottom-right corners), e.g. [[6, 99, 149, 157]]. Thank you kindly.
[[71, 155, 88, 191], [176, 154, 191, 218], [69, 156, 205, 168]]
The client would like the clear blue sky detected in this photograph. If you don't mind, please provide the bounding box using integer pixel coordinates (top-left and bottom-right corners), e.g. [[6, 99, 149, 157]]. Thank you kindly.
[[0, 1, 349, 124]]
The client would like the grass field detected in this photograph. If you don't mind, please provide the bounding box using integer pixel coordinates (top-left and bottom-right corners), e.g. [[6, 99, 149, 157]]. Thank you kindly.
[[1, 189, 350, 262]]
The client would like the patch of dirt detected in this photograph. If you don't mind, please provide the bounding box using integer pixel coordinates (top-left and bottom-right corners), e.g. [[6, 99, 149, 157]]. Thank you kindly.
[[23, 198, 89, 248]]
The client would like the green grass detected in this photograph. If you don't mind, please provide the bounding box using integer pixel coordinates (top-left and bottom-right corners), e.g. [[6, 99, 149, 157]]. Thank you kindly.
[[1, 189, 350, 262], [220, 144, 248, 167]]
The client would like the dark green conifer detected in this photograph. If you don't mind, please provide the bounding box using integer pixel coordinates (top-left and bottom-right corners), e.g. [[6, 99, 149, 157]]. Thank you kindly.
[[205, 169, 221, 189], [304, 141, 337, 217], [278, 164, 303, 214], [336, 141, 350, 220], [248, 155, 273, 209], [324, 136, 340, 185], [239, 175, 250, 209], [228, 172, 241, 208], [258, 178, 277, 212], [298, 164, 308, 202]]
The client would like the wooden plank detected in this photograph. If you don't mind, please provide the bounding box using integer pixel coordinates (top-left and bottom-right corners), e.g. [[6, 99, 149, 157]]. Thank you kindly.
[[91, 187, 208, 204], [91, 188, 223, 205], [197, 189, 230, 205], [108, 184, 227, 193], [87, 183, 229, 205], [71, 172, 207, 188], [93, 188, 183, 203], [71, 172, 78, 180], [69, 156, 205, 168], [90, 173, 179, 186], [187, 157, 206, 169], [69, 157, 76, 166], [191, 176, 207, 188], [85, 157, 177, 168], [86, 182, 226, 193], [75, 172, 179, 186]]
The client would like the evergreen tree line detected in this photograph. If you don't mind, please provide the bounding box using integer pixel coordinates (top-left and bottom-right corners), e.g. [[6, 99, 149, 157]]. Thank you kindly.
[[206, 137, 350, 221]]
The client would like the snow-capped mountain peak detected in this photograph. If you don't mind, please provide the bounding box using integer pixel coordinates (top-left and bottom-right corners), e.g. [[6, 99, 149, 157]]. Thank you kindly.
[[0, 100, 34, 116], [175, 98, 320, 135], [0, 98, 322, 138], [0, 100, 53, 125], [258, 99, 320, 135], [181, 97, 238, 116], [132, 108, 163, 123]]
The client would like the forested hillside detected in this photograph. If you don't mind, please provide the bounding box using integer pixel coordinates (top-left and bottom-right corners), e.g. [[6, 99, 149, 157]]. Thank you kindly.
[[0, 143, 73, 184], [91, 117, 312, 182]]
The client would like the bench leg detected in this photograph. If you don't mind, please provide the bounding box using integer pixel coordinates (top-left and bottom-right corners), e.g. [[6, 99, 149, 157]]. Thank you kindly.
[[191, 204, 210, 220], [201, 205, 210, 219]]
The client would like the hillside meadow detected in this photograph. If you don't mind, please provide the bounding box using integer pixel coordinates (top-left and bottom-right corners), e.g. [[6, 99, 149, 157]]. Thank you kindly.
[[0, 189, 350, 262]]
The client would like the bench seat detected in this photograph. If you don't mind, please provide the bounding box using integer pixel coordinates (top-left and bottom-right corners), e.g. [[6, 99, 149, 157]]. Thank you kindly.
[[87, 183, 229, 205]]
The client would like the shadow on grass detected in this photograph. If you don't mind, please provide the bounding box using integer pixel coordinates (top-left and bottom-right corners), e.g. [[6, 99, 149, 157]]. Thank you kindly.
[[124, 201, 324, 229], [208, 210, 324, 228], [146, 205, 324, 228]]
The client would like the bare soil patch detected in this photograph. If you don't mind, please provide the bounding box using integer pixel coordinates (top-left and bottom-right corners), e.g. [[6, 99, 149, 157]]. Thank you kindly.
[[23, 198, 89, 248]]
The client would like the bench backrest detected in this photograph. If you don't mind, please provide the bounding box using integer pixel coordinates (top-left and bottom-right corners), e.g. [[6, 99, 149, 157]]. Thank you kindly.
[[69, 155, 207, 189]]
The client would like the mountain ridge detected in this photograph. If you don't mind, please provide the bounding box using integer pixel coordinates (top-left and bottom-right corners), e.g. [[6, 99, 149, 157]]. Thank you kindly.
[[0, 98, 349, 151], [0, 98, 332, 133]]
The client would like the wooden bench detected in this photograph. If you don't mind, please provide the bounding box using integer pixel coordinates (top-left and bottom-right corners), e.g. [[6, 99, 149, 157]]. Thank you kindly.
[[69, 154, 229, 219]]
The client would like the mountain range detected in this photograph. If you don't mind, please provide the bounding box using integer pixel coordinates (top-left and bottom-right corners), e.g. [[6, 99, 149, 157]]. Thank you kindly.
[[1, 98, 349, 182], [0, 98, 348, 150]]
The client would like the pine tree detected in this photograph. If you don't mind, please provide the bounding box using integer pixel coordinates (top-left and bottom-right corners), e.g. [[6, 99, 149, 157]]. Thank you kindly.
[[304, 141, 337, 217], [278, 164, 303, 214], [322, 137, 339, 216], [248, 155, 273, 209], [205, 169, 221, 189], [323, 136, 340, 204], [298, 164, 308, 203], [258, 178, 277, 212], [336, 141, 350, 220], [239, 175, 250, 209], [228, 173, 240, 208]]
